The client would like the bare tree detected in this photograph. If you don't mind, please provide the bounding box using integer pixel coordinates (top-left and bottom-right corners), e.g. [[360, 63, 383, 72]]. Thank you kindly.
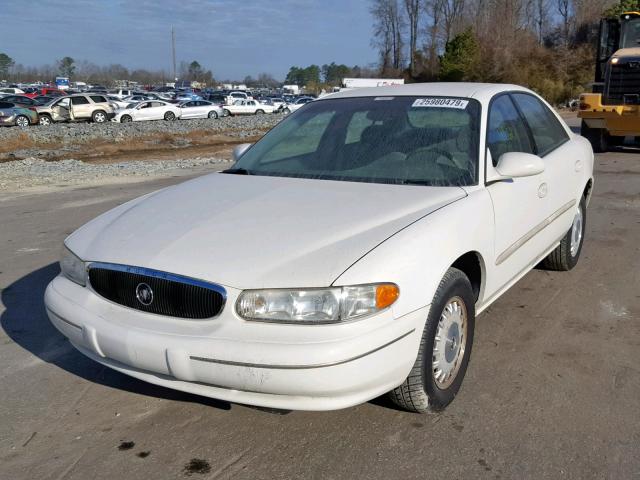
[[371, 0, 405, 74], [440, 0, 467, 43], [557, 0, 571, 47], [404, 0, 421, 77]]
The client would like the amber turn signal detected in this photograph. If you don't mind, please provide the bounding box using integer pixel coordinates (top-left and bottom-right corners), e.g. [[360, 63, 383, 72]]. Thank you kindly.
[[376, 284, 400, 309]]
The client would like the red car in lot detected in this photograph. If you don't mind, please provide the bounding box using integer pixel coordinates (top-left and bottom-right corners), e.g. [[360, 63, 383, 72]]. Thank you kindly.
[[24, 87, 66, 98]]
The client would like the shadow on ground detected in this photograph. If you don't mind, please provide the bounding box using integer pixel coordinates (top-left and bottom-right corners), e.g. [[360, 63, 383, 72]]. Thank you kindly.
[[1, 263, 231, 410]]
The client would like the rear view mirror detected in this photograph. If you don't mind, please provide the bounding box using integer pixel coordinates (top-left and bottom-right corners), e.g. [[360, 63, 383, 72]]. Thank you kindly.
[[488, 152, 545, 181], [233, 143, 252, 161]]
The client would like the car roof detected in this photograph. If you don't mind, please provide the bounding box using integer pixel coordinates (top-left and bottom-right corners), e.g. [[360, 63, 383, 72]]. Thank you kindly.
[[321, 82, 531, 103]]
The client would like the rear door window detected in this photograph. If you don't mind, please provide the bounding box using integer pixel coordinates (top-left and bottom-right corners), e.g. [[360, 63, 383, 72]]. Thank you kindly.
[[71, 96, 89, 105], [511, 93, 569, 156]]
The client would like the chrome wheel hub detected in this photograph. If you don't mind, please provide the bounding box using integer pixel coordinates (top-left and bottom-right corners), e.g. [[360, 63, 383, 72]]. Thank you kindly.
[[433, 297, 467, 389], [570, 206, 583, 257]]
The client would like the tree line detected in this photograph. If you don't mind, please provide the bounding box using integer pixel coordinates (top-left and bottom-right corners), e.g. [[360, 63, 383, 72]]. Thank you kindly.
[[369, 0, 634, 103]]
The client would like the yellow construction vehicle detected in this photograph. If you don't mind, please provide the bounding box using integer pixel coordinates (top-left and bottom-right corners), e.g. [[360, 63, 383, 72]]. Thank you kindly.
[[579, 11, 640, 151]]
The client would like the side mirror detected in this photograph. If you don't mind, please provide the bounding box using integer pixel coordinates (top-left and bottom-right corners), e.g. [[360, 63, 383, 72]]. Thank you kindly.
[[232, 143, 252, 161], [488, 152, 545, 182]]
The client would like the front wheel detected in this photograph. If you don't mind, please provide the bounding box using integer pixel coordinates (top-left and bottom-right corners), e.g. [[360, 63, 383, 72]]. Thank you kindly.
[[282, 107, 290, 114], [223, 109, 231, 117], [15, 115, 30, 127], [255, 109, 264, 115], [164, 111, 176, 121], [39, 114, 52, 126], [389, 267, 475, 413], [208, 110, 218, 119], [541, 197, 586, 271], [120, 115, 132, 123]]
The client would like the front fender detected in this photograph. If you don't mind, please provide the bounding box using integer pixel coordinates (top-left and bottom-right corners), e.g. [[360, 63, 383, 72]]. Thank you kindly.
[[333, 189, 495, 319]]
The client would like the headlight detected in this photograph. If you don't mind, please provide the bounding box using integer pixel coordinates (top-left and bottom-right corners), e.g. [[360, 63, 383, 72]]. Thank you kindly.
[[236, 283, 399, 324], [60, 245, 86, 286]]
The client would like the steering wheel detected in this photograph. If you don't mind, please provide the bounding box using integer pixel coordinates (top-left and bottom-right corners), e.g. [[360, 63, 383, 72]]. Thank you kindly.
[[404, 148, 472, 185]]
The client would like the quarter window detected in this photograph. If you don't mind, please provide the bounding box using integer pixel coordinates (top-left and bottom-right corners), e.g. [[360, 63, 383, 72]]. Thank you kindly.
[[511, 93, 569, 156], [487, 95, 534, 165]]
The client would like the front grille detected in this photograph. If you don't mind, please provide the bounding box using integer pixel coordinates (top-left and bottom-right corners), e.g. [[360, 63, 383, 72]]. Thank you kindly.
[[605, 63, 640, 104], [88, 263, 226, 319]]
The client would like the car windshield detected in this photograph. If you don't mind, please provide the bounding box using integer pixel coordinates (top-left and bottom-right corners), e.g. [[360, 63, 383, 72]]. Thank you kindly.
[[233, 96, 480, 186]]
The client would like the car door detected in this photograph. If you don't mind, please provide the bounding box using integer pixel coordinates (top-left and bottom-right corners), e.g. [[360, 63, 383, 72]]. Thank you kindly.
[[52, 97, 71, 121], [70, 96, 91, 120], [195, 101, 211, 117], [181, 101, 195, 119], [511, 93, 578, 243], [485, 94, 551, 287], [134, 102, 151, 120]]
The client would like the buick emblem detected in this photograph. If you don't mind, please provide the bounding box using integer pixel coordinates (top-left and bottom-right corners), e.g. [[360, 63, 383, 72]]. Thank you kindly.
[[136, 283, 154, 306]]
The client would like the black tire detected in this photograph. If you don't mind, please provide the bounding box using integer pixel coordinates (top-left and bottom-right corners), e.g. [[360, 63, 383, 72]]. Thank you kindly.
[[39, 114, 52, 126], [283, 107, 291, 114], [92, 110, 107, 123], [208, 111, 218, 119], [15, 115, 30, 127], [255, 109, 264, 115], [389, 267, 475, 413], [120, 115, 132, 123], [164, 111, 176, 121], [581, 120, 608, 153], [223, 109, 231, 117], [540, 197, 586, 271]]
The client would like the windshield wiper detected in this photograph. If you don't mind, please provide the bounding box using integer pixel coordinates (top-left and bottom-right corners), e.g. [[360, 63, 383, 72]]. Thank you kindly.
[[400, 179, 432, 186], [222, 167, 252, 175]]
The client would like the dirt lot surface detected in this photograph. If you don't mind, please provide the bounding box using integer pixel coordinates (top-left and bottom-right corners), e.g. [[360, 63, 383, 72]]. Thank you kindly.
[[0, 121, 639, 479]]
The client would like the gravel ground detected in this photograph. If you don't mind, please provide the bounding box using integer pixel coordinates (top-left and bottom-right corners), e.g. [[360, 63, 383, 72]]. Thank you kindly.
[[0, 157, 231, 192], [0, 114, 283, 146]]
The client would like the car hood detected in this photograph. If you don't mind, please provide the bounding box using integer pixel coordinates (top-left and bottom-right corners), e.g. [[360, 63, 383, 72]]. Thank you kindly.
[[66, 174, 466, 289]]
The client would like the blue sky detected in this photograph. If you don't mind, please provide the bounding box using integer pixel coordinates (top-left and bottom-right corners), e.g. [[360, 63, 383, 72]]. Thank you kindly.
[[2, 0, 377, 81]]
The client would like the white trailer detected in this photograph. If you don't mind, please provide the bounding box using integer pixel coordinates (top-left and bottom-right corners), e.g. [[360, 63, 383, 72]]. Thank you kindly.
[[341, 78, 405, 89]]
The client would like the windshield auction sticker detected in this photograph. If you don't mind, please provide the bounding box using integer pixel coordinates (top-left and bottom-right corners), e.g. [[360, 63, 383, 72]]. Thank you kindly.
[[412, 98, 469, 109]]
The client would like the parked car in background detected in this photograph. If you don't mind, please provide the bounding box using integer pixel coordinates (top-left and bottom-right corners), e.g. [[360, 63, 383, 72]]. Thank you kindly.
[[44, 83, 594, 413], [113, 100, 181, 122], [36, 94, 115, 125], [1, 95, 38, 107], [0, 87, 25, 96], [179, 100, 224, 119], [0, 101, 39, 127], [106, 95, 133, 110], [224, 99, 275, 116], [175, 92, 203, 102], [122, 94, 154, 103], [108, 89, 134, 99], [33, 95, 57, 106], [285, 96, 315, 113]]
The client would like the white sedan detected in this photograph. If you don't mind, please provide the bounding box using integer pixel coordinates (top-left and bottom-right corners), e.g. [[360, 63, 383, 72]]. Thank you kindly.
[[179, 100, 224, 119], [113, 100, 181, 122], [223, 99, 275, 116], [45, 83, 593, 412], [284, 96, 314, 113]]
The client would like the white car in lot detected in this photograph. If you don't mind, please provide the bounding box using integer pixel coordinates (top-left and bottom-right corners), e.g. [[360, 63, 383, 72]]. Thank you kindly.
[[284, 96, 314, 113], [223, 99, 275, 116], [113, 100, 181, 122], [45, 83, 593, 412], [179, 100, 224, 119]]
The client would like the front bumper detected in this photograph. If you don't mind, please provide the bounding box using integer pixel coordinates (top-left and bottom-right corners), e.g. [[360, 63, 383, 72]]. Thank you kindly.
[[45, 275, 427, 411]]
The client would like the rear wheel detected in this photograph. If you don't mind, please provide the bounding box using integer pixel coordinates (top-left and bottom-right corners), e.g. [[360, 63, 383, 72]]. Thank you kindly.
[[389, 267, 475, 413], [283, 107, 291, 114], [164, 111, 176, 121], [15, 115, 29, 127], [208, 110, 218, 119], [39, 114, 52, 126], [223, 109, 231, 117], [92, 110, 107, 123], [581, 120, 608, 153], [255, 109, 264, 115], [541, 197, 586, 271], [120, 115, 132, 123]]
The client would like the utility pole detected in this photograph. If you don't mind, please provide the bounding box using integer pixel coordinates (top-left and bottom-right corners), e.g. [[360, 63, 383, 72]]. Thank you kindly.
[[171, 26, 177, 82]]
